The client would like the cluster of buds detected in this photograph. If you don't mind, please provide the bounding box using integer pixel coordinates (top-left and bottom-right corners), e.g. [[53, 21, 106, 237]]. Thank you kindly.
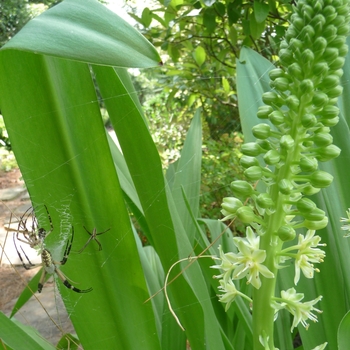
[[212, 0, 350, 341]]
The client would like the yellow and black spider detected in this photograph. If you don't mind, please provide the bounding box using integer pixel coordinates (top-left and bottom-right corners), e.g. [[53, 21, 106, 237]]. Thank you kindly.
[[12, 205, 92, 293]]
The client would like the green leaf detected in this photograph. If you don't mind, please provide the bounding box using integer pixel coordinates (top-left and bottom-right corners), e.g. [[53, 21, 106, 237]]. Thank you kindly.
[[142, 7, 153, 27], [0, 311, 54, 350], [254, 1, 270, 23], [249, 12, 265, 40], [193, 46, 206, 66], [338, 310, 350, 350], [203, 8, 216, 34], [222, 77, 230, 93], [2, 0, 160, 68], [0, 50, 161, 349]]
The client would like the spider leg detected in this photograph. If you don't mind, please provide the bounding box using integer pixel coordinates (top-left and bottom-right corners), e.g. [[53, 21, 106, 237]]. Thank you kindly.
[[54, 267, 93, 293], [13, 232, 35, 269], [38, 267, 47, 293], [79, 226, 110, 253], [60, 226, 74, 265]]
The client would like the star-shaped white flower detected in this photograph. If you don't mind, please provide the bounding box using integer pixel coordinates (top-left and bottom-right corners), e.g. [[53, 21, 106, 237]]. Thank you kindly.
[[280, 230, 326, 284], [271, 288, 322, 332]]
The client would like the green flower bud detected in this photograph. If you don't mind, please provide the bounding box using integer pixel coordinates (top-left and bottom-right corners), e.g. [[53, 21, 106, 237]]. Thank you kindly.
[[331, 36, 346, 49], [310, 170, 333, 188], [257, 139, 271, 151], [321, 104, 339, 119], [244, 166, 263, 181], [322, 74, 340, 89], [276, 225, 296, 242], [313, 62, 329, 77], [241, 142, 264, 157], [301, 49, 314, 64], [313, 36, 328, 57], [252, 123, 271, 139], [331, 15, 345, 27], [323, 47, 339, 61], [286, 95, 300, 110], [303, 208, 326, 221], [312, 92, 329, 108], [288, 63, 303, 81], [264, 150, 281, 165], [316, 144, 341, 161], [300, 156, 318, 172], [279, 179, 294, 195], [231, 180, 254, 197], [300, 79, 314, 95], [303, 184, 320, 196], [337, 23, 350, 36], [256, 193, 275, 209], [262, 91, 282, 106], [301, 113, 317, 128], [323, 5, 336, 20], [280, 135, 294, 150], [257, 105, 274, 119], [221, 197, 243, 214], [240, 155, 259, 168], [236, 206, 257, 224], [269, 68, 285, 80], [290, 38, 303, 52], [296, 198, 317, 213], [338, 43, 349, 57], [338, 3, 350, 16], [292, 16, 304, 31], [327, 85, 343, 98], [300, 25, 315, 39], [303, 216, 328, 230], [329, 57, 345, 70], [269, 110, 285, 125], [321, 116, 339, 127], [313, 132, 333, 147], [272, 77, 290, 92], [279, 48, 294, 65], [323, 24, 337, 41]]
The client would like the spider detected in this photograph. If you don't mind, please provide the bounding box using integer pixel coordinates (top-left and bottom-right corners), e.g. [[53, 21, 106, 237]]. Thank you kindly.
[[12, 205, 93, 293], [76, 226, 110, 253]]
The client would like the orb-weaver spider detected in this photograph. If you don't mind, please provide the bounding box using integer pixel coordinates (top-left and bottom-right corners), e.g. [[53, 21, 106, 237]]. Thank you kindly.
[[12, 205, 93, 293]]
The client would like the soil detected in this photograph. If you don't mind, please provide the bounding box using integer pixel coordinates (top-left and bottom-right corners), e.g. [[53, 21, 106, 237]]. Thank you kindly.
[[0, 168, 37, 312]]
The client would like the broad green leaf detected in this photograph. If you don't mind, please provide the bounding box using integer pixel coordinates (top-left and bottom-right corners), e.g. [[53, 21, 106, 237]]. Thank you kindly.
[[254, 1, 270, 23], [236, 47, 274, 142], [2, 0, 160, 68], [0, 50, 160, 349], [193, 46, 206, 66], [338, 310, 350, 350], [0, 311, 54, 350]]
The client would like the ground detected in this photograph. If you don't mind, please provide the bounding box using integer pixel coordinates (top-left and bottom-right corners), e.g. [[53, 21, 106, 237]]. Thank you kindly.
[[0, 168, 37, 312]]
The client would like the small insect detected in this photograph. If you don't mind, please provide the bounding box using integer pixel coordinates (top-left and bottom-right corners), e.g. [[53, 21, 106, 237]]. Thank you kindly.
[[77, 226, 110, 253], [12, 206, 93, 293]]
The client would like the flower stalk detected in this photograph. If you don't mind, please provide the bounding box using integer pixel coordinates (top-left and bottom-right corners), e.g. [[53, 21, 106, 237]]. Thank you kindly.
[[212, 0, 350, 348]]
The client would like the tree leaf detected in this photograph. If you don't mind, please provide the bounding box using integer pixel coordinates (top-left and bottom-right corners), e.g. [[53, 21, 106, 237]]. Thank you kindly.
[[254, 1, 270, 23], [193, 46, 206, 66]]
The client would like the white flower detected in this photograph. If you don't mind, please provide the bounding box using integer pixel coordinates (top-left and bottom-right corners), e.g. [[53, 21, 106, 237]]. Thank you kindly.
[[216, 279, 252, 312], [280, 230, 326, 285], [340, 208, 350, 236], [212, 227, 274, 290], [271, 288, 322, 332]]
